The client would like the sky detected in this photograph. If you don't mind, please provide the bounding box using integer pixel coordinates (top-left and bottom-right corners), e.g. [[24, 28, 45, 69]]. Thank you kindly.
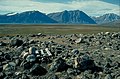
[[0, 0, 120, 16]]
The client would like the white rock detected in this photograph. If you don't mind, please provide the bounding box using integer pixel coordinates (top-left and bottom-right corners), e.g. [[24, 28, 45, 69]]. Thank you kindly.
[[20, 51, 29, 59], [45, 48, 52, 56], [75, 38, 82, 44], [40, 49, 45, 56]]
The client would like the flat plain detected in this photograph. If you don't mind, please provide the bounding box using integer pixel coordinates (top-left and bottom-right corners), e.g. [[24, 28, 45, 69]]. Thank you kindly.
[[0, 24, 120, 36]]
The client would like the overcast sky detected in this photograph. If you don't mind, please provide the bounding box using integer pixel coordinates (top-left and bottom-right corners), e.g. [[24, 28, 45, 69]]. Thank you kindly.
[[0, 0, 120, 16]]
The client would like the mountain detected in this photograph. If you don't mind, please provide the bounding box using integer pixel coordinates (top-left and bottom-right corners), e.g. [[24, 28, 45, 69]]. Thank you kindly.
[[101, 19, 120, 27], [0, 11, 58, 24], [48, 10, 96, 24], [92, 13, 120, 24]]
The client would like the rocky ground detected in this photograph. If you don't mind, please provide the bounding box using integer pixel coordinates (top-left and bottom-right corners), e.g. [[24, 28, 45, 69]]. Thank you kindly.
[[0, 32, 120, 79]]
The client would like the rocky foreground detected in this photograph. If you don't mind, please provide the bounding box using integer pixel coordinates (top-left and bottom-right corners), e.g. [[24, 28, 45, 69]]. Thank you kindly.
[[0, 32, 120, 79]]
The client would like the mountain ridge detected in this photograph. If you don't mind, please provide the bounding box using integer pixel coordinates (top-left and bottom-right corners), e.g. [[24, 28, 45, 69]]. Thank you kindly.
[[0, 10, 120, 24], [92, 13, 120, 24], [48, 10, 96, 24], [0, 11, 58, 24]]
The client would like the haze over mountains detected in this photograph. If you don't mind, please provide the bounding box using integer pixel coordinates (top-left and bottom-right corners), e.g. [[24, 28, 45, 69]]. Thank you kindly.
[[0, 10, 120, 24]]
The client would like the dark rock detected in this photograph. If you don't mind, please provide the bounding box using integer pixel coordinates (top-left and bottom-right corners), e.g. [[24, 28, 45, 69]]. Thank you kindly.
[[30, 64, 47, 76], [71, 49, 79, 55], [0, 41, 6, 46], [22, 61, 34, 70], [15, 59, 21, 66], [79, 59, 96, 70], [0, 72, 5, 79], [75, 55, 96, 71], [4, 54, 11, 60], [10, 38, 23, 47], [0, 52, 4, 56], [50, 57, 69, 72], [0, 66, 3, 72], [92, 72, 99, 79], [29, 40, 35, 44]]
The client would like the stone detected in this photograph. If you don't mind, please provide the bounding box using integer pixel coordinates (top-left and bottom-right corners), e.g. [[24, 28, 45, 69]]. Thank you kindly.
[[20, 51, 29, 59], [104, 74, 112, 79], [26, 54, 36, 62], [0, 72, 5, 79], [4, 54, 11, 60], [67, 68, 80, 75], [10, 38, 23, 47], [0, 66, 3, 72], [29, 47, 36, 55], [22, 74, 29, 79], [45, 48, 52, 56], [116, 76, 120, 79], [0, 41, 6, 46], [9, 62, 16, 67], [74, 55, 96, 71], [0, 52, 4, 56], [80, 59, 95, 71], [22, 61, 34, 70], [15, 71, 22, 76], [92, 72, 99, 79], [71, 49, 79, 55], [17, 46, 24, 53], [75, 38, 84, 44], [3, 63, 15, 71], [50, 57, 69, 72], [40, 49, 46, 56], [51, 75, 59, 79], [30, 64, 47, 76], [15, 59, 21, 66]]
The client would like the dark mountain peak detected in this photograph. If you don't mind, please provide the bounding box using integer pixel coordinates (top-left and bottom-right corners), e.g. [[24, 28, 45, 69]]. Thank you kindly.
[[21, 10, 42, 14], [48, 10, 96, 24], [63, 10, 68, 12]]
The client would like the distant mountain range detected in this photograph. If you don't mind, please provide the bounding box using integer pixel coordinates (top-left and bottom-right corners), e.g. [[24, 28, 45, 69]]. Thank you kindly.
[[0, 10, 120, 24], [0, 11, 57, 24], [92, 13, 120, 24], [48, 10, 96, 24]]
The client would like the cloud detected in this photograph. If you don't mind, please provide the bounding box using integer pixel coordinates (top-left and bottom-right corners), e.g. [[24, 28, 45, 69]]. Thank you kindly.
[[0, 0, 119, 16]]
